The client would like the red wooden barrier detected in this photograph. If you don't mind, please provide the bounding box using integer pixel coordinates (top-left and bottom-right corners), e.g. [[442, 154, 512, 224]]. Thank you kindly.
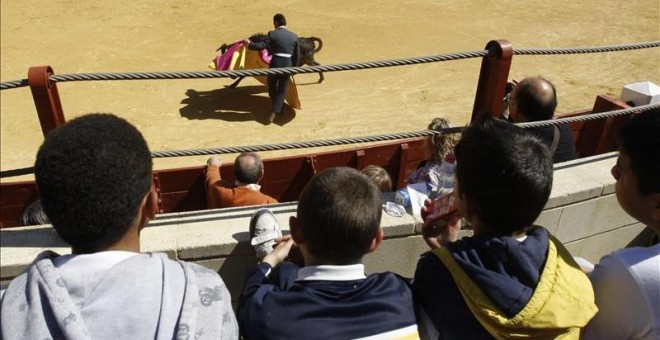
[[575, 95, 631, 157], [471, 40, 513, 123], [28, 66, 66, 137]]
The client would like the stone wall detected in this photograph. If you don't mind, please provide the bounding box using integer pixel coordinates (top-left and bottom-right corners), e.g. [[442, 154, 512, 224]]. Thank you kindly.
[[1, 152, 650, 305]]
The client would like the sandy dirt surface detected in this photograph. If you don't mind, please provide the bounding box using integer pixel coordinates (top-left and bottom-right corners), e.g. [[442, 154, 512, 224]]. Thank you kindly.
[[1, 0, 659, 182]]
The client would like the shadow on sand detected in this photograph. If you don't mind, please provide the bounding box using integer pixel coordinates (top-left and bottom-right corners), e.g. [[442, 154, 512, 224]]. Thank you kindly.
[[179, 85, 296, 126]]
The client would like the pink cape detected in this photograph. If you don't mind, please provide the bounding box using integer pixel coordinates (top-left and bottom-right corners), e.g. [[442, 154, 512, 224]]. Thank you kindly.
[[213, 42, 271, 71]]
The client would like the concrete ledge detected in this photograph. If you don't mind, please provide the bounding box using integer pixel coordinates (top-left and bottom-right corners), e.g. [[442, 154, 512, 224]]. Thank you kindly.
[[0, 225, 68, 279], [554, 194, 636, 243], [535, 207, 564, 235], [0, 201, 428, 279], [1, 152, 646, 298], [545, 152, 617, 209], [564, 222, 647, 263]]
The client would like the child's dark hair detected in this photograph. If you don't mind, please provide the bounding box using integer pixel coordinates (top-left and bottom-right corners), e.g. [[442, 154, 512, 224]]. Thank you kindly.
[[297, 167, 382, 264], [454, 118, 553, 236], [619, 109, 660, 195], [35, 114, 153, 253]]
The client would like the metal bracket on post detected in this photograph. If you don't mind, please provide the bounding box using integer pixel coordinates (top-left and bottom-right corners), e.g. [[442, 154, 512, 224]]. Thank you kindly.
[[152, 173, 165, 213], [470, 40, 513, 123], [355, 150, 366, 170], [307, 156, 318, 175], [396, 143, 410, 189], [28, 66, 66, 137]]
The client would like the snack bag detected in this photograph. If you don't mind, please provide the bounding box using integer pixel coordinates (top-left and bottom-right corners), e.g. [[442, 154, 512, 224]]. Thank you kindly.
[[425, 191, 457, 226]]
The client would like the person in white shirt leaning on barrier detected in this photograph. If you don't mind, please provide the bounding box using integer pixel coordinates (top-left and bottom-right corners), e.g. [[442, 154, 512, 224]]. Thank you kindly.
[[582, 108, 660, 339]]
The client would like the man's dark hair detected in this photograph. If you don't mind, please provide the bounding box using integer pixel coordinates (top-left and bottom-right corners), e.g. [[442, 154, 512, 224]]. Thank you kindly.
[[234, 152, 263, 184], [619, 109, 660, 195], [454, 118, 553, 236], [513, 77, 557, 121], [297, 167, 383, 265], [273, 13, 286, 27], [35, 114, 153, 253]]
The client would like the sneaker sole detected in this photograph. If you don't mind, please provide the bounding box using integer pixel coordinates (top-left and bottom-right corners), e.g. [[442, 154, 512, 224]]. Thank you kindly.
[[249, 208, 282, 259], [249, 208, 277, 240]]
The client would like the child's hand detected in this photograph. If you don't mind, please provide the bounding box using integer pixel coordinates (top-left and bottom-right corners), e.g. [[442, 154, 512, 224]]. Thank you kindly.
[[420, 198, 432, 221], [421, 199, 461, 249], [262, 235, 294, 268]]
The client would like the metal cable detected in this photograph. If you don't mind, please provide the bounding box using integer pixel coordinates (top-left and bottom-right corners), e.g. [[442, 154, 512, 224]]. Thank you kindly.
[[149, 129, 462, 158], [1, 40, 658, 90], [2, 103, 657, 178], [148, 104, 658, 158], [32, 50, 491, 86], [513, 41, 660, 55], [517, 103, 660, 128], [0, 167, 34, 178], [0, 79, 28, 90]]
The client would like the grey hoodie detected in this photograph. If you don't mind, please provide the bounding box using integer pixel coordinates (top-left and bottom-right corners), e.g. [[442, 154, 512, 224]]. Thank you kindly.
[[0, 251, 238, 340]]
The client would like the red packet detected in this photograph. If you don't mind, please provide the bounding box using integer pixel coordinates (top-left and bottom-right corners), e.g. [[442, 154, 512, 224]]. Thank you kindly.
[[425, 191, 458, 226]]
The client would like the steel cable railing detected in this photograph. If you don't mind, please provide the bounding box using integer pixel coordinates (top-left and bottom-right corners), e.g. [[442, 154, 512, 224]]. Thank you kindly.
[[2, 103, 657, 178]]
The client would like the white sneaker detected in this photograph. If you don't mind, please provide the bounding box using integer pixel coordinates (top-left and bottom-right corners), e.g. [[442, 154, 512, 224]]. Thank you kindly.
[[269, 112, 277, 123], [249, 209, 282, 260]]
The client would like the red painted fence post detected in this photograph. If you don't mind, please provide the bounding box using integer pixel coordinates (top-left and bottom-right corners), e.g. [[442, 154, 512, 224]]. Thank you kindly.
[[28, 66, 66, 137], [470, 40, 513, 123]]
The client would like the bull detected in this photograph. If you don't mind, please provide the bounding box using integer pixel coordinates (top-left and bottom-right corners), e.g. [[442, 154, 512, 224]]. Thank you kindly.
[[217, 33, 324, 88]]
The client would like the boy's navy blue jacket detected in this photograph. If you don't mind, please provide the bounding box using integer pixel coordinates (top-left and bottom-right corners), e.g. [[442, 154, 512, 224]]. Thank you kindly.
[[413, 226, 595, 339], [237, 262, 418, 340]]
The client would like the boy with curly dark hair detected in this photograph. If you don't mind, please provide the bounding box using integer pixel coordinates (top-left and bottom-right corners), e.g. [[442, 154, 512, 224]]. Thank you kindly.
[[1, 114, 238, 339]]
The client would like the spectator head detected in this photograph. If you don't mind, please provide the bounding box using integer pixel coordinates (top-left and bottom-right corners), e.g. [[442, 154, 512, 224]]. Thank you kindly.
[[454, 117, 553, 236], [509, 76, 557, 122], [273, 13, 286, 27], [19, 200, 50, 226], [612, 109, 660, 230], [234, 152, 264, 185], [426, 118, 460, 165], [35, 114, 156, 254], [291, 167, 384, 265], [361, 165, 393, 192]]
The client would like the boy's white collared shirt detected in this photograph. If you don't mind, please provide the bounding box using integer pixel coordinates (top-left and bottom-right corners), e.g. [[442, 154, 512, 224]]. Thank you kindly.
[[296, 264, 366, 281]]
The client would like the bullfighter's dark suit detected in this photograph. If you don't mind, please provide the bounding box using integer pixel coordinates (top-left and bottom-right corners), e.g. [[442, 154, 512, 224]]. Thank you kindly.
[[248, 26, 299, 115]]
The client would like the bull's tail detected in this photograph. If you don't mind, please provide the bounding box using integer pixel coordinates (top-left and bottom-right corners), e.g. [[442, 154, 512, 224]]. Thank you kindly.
[[310, 37, 323, 53]]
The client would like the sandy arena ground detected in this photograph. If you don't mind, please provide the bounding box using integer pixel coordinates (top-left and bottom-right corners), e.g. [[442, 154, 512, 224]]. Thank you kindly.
[[1, 0, 659, 182]]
